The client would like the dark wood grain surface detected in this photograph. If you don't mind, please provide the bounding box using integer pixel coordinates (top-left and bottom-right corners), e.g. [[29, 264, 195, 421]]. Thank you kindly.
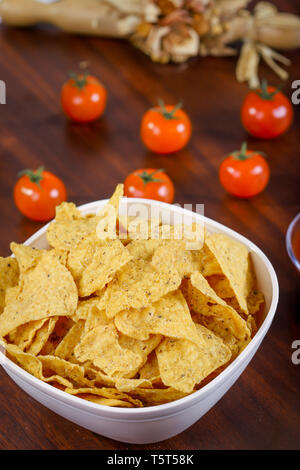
[[0, 0, 299, 450]]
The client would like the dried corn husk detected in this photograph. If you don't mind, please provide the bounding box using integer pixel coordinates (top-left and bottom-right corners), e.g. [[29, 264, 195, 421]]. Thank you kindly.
[[131, 1, 300, 85], [0, 0, 299, 86], [0, 0, 142, 37], [236, 40, 260, 89]]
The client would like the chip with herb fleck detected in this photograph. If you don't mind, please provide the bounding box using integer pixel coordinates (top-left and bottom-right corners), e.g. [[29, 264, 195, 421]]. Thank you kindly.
[[0, 184, 264, 407]]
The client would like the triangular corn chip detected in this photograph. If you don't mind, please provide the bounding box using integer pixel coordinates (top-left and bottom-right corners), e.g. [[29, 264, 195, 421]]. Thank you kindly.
[[103, 258, 181, 318], [74, 322, 143, 377], [127, 387, 189, 406], [84, 366, 151, 392], [0, 257, 19, 313], [182, 272, 250, 341], [106, 183, 124, 212], [0, 251, 78, 337], [138, 352, 161, 385], [26, 317, 58, 356], [64, 386, 143, 407], [72, 297, 101, 322], [115, 290, 199, 343], [54, 319, 85, 361], [151, 240, 201, 278], [202, 234, 253, 314], [10, 243, 41, 274], [7, 318, 48, 351], [39, 317, 74, 356], [47, 202, 100, 251], [67, 234, 131, 297], [78, 396, 136, 407], [118, 333, 162, 368], [4, 343, 74, 388], [38, 355, 92, 387], [156, 323, 231, 393]]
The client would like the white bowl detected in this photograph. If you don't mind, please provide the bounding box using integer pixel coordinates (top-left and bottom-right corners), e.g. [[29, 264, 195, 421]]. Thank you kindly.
[[0, 198, 279, 444]]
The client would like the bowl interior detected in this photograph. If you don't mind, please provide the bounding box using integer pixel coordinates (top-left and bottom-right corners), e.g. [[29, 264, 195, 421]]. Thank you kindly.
[[0, 197, 279, 417]]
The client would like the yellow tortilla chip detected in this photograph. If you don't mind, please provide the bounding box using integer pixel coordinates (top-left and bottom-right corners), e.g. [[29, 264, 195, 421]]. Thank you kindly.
[[103, 258, 181, 318], [64, 386, 143, 407], [4, 285, 19, 306], [4, 342, 43, 378], [54, 319, 85, 361], [7, 318, 48, 351], [118, 333, 162, 367], [246, 314, 258, 337], [78, 395, 136, 407], [46, 374, 75, 388], [207, 274, 264, 335], [125, 229, 203, 276], [26, 317, 58, 356], [200, 243, 221, 276], [126, 239, 161, 261], [95, 184, 124, 241], [83, 364, 152, 391], [247, 290, 265, 316], [156, 323, 231, 393], [202, 234, 253, 314], [52, 248, 68, 266], [206, 274, 233, 298], [114, 378, 152, 392], [118, 216, 161, 242], [159, 223, 205, 250], [47, 202, 100, 251], [38, 355, 92, 387], [182, 272, 250, 342], [0, 251, 78, 337], [74, 322, 143, 378], [151, 240, 201, 278], [192, 313, 243, 358], [10, 243, 41, 274], [225, 289, 263, 337], [84, 306, 108, 333], [138, 352, 161, 385], [84, 366, 114, 384], [72, 298, 100, 322], [115, 306, 154, 340], [207, 275, 264, 319], [128, 387, 189, 406], [115, 290, 199, 343], [106, 183, 124, 212], [39, 316, 75, 355], [44, 376, 74, 388], [0, 257, 19, 314], [67, 234, 131, 297], [93, 288, 107, 309], [3, 343, 73, 388]]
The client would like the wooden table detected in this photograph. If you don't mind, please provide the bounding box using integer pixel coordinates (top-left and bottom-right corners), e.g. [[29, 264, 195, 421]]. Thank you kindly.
[[0, 0, 299, 451]]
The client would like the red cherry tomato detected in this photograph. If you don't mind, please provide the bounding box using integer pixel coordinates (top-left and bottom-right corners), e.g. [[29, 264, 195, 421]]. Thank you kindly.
[[124, 169, 174, 203], [14, 167, 67, 221], [219, 143, 270, 198], [140, 101, 191, 154], [61, 72, 107, 123], [241, 81, 293, 139]]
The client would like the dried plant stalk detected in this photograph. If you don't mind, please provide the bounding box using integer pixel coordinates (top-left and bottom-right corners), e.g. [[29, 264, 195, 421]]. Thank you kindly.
[[0, 0, 143, 37], [236, 40, 260, 89], [0, 0, 299, 86]]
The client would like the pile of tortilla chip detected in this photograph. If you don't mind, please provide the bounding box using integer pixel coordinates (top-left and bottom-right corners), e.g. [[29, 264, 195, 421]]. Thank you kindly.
[[0, 185, 264, 408]]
